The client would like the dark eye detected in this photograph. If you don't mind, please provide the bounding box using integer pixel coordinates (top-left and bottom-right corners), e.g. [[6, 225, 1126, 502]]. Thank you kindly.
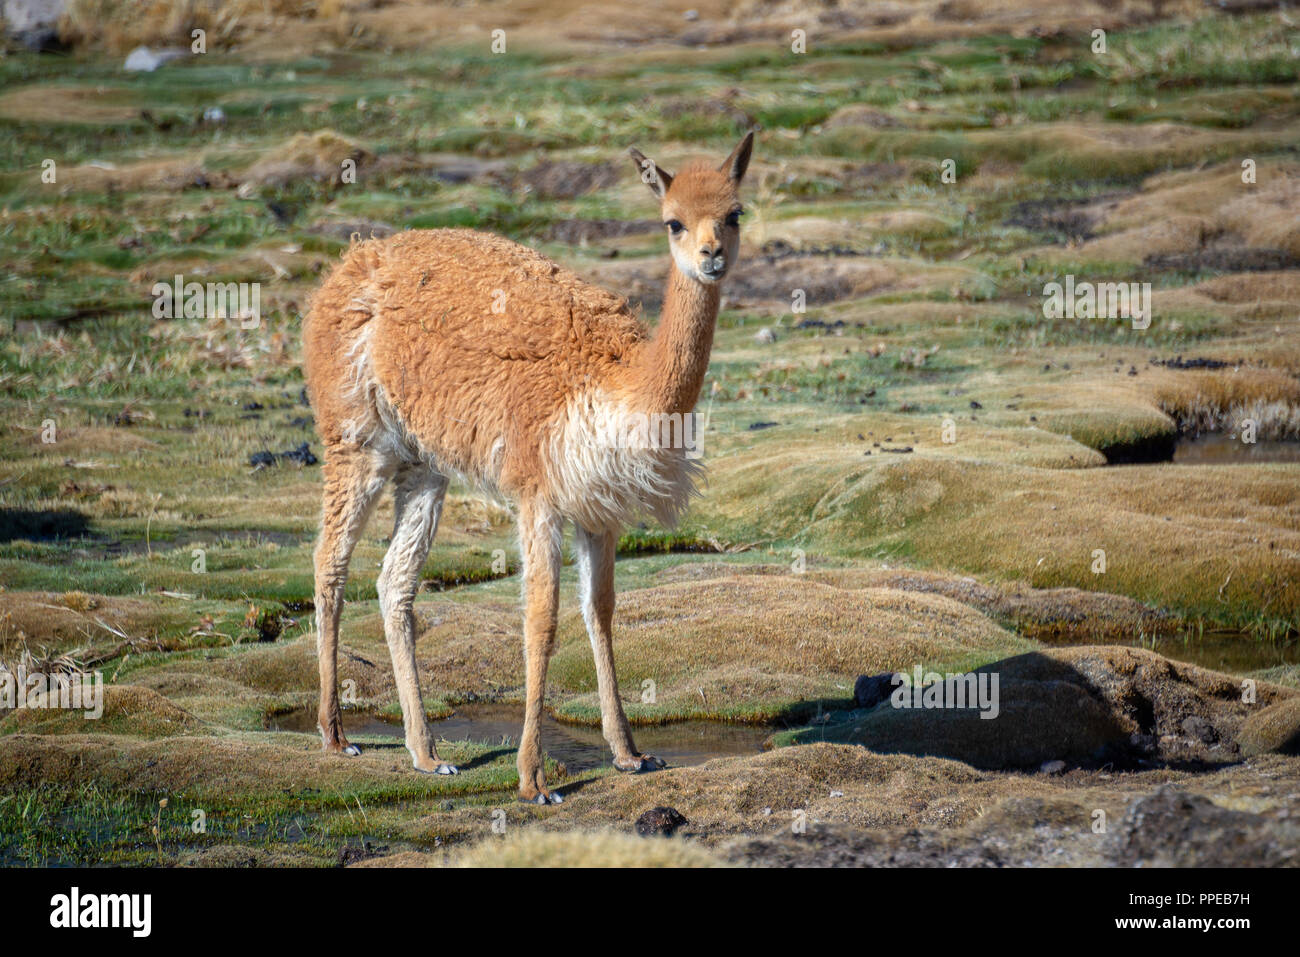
[[726, 208, 743, 227], [665, 220, 684, 235]]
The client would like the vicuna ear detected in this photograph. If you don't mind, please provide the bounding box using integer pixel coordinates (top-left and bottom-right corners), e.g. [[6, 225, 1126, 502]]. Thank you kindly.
[[719, 130, 754, 184], [627, 147, 673, 199]]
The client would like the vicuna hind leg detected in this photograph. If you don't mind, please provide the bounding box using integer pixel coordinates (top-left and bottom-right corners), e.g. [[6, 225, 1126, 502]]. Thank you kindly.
[[378, 465, 456, 774], [575, 526, 665, 773], [517, 499, 564, 804], [315, 446, 388, 755]]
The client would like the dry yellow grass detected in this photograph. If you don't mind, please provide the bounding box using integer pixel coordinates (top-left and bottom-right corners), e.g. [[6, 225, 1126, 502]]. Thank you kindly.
[[39, 0, 1213, 55], [1151, 366, 1300, 438], [1034, 162, 1300, 265]]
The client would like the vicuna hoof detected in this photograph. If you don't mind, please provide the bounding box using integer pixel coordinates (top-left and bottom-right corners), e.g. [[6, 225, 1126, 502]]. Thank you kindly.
[[522, 790, 564, 805], [416, 762, 458, 775], [615, 753, 666, 773], [323, 739, 362, 757]]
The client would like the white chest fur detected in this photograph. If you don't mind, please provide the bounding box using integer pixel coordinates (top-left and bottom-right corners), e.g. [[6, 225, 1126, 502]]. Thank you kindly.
[[546, 392, 704, 532]]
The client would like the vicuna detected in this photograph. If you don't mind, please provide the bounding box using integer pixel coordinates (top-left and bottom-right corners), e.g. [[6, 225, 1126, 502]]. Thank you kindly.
[[303, 133, 753, 803]]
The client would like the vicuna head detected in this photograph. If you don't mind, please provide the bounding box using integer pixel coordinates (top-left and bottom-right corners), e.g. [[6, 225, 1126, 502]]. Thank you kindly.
[[628, 131, 754, 285]]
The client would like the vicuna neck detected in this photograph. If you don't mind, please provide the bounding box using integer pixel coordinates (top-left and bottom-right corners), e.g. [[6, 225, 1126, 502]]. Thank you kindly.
[[630, 262, 719, 414]]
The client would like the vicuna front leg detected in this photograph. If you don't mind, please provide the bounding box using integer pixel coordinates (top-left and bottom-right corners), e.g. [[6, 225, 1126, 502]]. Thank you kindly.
[[315, 446, 387, 755], [378, 466, 456, 774], [517, 500, 564, 804], [575, 526, 665, 773]]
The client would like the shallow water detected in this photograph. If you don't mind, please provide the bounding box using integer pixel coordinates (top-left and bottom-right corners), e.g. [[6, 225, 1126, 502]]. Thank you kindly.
[[1052, 631, 1299, 674], [267, 703, 771, 771], [1173, 434, 1300, 465]]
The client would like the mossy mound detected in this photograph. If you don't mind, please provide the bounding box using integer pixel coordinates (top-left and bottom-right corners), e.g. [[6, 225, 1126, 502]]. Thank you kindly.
[[550, 574, 1033, 722], [1238, 697, 1300, 757], [776, 646, 1294, 768], [652, 563, 1173, 643], [697, 450, 1300, 624], [0, 732, 532, 804], [240, 130, 374, 188], [0, 685, 203, 738]]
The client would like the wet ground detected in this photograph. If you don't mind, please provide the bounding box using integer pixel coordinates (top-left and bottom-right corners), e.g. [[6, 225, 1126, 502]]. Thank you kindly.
[[267, 703, 773, 772], [1041, 630, 1299, 674], [1173, 434, 1300, 465]]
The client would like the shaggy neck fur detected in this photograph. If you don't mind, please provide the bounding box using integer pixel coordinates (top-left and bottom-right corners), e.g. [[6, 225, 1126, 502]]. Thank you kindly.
[[629, 261, 720, 415]]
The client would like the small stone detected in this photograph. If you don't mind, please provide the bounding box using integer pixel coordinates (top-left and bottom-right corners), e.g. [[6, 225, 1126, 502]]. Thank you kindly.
[[124, 46, 186, 72], [1040, 759, 1067, 775], [829, 790, 844, 798], [635, 806, 688, 837]]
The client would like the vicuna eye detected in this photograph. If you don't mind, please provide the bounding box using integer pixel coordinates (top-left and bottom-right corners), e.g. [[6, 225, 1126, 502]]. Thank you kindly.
[[665, 220, 684, 235], [726, 209, 743, 227]]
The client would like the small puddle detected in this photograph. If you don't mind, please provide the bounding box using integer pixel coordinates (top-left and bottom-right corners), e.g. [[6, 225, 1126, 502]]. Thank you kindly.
[[266, 703, 770, 772], [1173, 434, 1300, 465]]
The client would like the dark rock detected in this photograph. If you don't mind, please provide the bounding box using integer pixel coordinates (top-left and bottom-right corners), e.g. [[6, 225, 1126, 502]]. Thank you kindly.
[[1145, 246, 1298, 274], [1109, 785, 1300, 867], [336, 840, 386, 867], [853, 672, 897, 709], [1150, 355, 1233, 370], [249, 443, 318, 469], [14, 27, 66, 53], [636, 806, 688, 837], [794, 318, 847, 331], [1180, 714, 1218, 744]]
